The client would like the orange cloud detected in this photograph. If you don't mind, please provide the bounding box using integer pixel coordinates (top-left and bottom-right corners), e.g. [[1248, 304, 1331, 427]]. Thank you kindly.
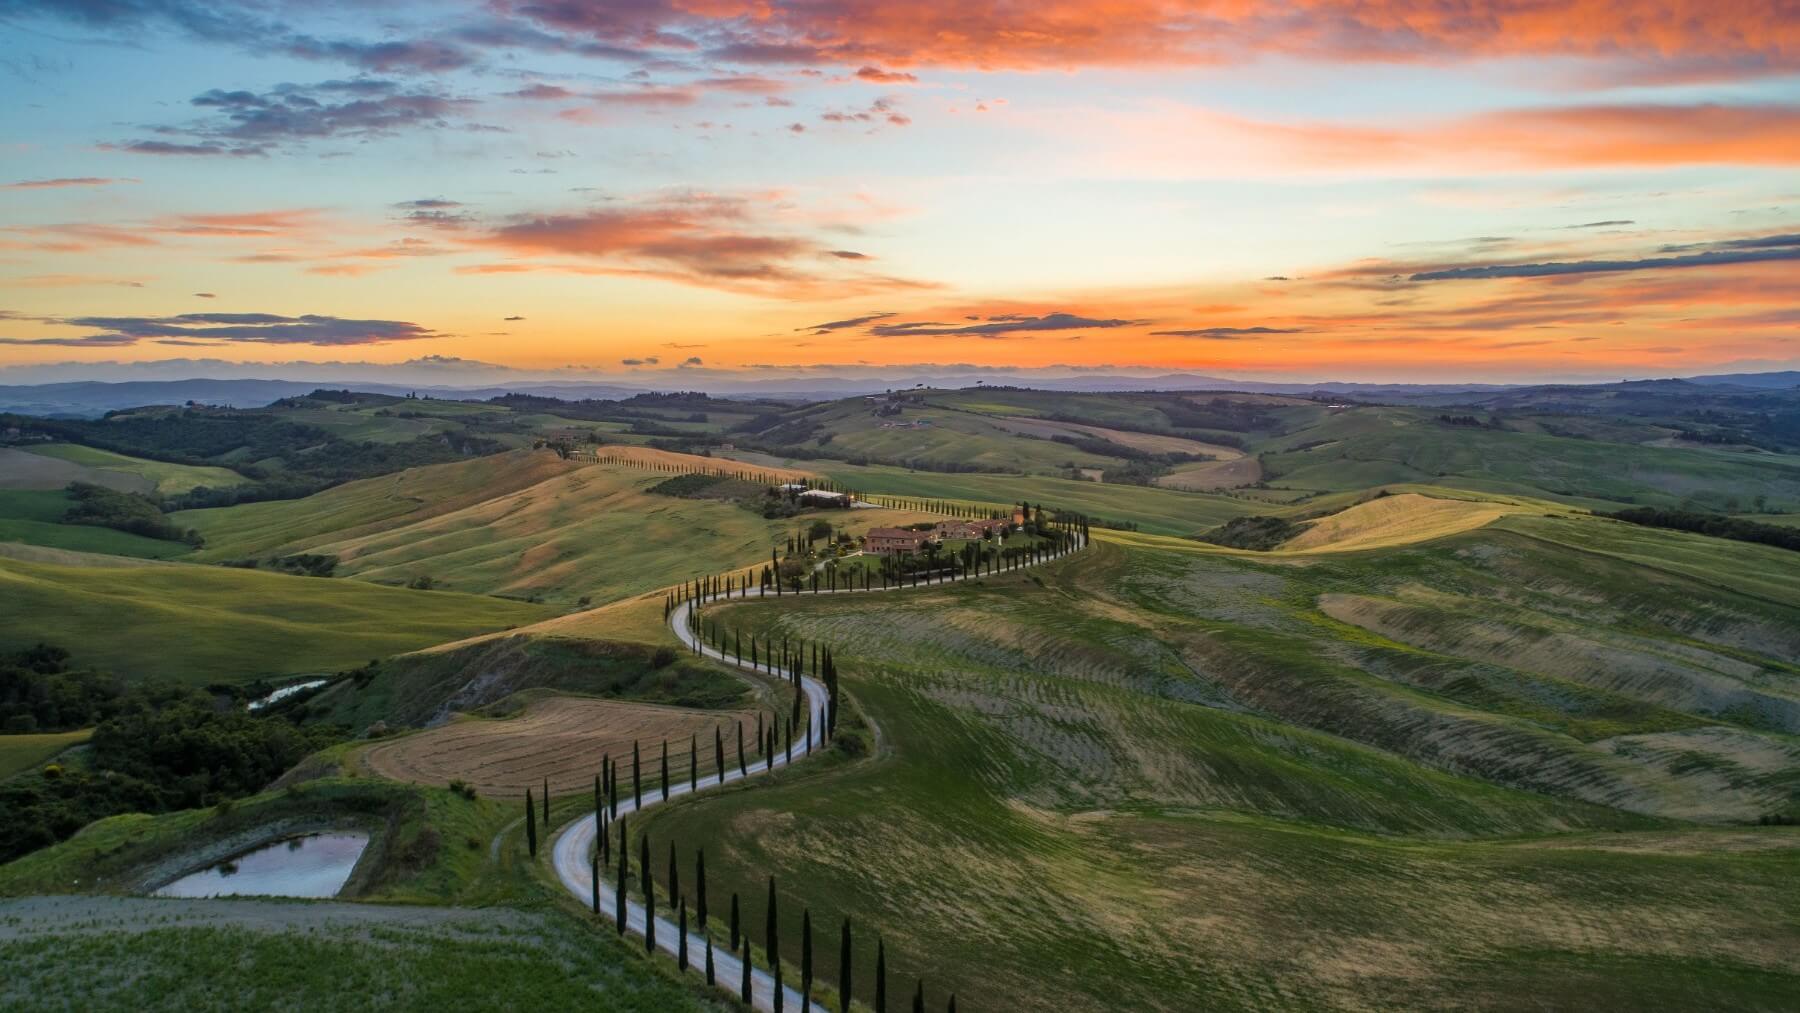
[[468, 193, 932, 298], [516, 1, 1800, 76], [1078, 101, 1800, 179]]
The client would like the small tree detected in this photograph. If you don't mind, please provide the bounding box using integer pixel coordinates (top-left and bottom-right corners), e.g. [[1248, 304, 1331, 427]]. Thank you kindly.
[[661, 738, 670, 801], [641, 832, 655, 952], [525, 789, 538, 858], [698, 849, 712, 984], [912, 979, 924, 1013], [876, 938, 886, 1013], [678, 898, 689, 971], [839, 917, 853, 1013], [730, 891, 741, 950], [801, 908, 813, 1007], [741, 938, 753, 1003], [615, 815, 628, 934], [633, 739, 642, 808], [542, 776, 550, 824], [767, 876, 782, 1011]]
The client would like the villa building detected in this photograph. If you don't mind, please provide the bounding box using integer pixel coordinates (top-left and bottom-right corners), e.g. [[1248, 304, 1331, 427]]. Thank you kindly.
[[864, 527, 932, 556]]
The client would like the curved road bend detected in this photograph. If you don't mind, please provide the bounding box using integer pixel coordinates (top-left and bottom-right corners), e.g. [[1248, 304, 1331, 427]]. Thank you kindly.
[[551, 532, 1087, 1012]]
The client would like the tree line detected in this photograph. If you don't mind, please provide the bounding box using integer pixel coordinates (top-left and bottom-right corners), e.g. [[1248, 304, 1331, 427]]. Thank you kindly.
[[518, 510, 1068, 1007], [1599, 506, 1800, 554]]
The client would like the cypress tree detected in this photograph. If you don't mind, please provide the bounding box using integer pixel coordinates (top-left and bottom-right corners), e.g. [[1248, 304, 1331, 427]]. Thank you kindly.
[[696, 849, 708, 930], [633, 740, 642, 808], [641, 832, 655, 952], [542, 777, 550, 824], [839, 917, 853, 1013], [948, 995, 957, 1013], [801, 908, 813, 1007], [594, 772, 603, 826], [912, 980, 924, 1013], [767, 876, 782, 1011], [660, 738, 669, 801], [690, 733, 698, 791], [609, 760, 619, 818], [525, 789, 537, 858], [737, 722, 747, 776], [741, 938, 753, 1003], [591, 850, 600, 914], [616, 815, 628, 934], [705, 912, 716, 985], [876, 938, 886, 1013], [679, 898, 689, 971], [668, 840, 680, 915], [601, 809, 610, 864], [756, 712, 764, 757], [715, 727, 725, 782], [730, 892, 740, 950]]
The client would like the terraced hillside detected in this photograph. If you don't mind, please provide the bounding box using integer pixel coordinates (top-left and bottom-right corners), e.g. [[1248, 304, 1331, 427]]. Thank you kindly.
[[635, 519, 1800, 1011]]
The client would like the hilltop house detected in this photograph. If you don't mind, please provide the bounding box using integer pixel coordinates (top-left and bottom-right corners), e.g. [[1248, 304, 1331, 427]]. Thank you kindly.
[[798, 489, 850, 507], [864, 527, 932, 556]]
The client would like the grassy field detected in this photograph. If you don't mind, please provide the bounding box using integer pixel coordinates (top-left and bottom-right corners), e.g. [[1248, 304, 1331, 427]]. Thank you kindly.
[[625, 521, 1800, 1010], [183, 449, 943, 608], [20, 443, 248, 494], [1261, 414, 1800, 513], [1276, 491, 1532, 552], [0, 730, 91, 781], [825, 463, 1264, 535], [0, 489, 192, 559], [0, 554, 552, 684], [360, 694, 763, 800], [307, 632, 755, 732], [0, 896, 720, 1013]]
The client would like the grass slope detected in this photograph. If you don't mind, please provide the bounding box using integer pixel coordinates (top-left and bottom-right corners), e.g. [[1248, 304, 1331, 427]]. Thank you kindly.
[[0, 730, 90, 781], [0, 490, 191, 559], [823, 463, 1264, 535], [1262, 413, 1800, 512], [0, 897, 718, 1013], [0, 555, 551, 684], [626, 526, 1800, 1010], [20, 443, 247, 495], [186, 449, 939, 608]]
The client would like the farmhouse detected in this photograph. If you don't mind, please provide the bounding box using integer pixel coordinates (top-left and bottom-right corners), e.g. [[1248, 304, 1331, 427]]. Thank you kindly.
[[934, 518, 1005, 540], [798, 489, 850, 507], [864, 527, 932, 556]]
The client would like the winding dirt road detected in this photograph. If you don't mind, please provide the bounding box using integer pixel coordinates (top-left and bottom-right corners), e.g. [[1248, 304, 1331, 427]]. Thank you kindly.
[[550, 531, 1086, 1011]]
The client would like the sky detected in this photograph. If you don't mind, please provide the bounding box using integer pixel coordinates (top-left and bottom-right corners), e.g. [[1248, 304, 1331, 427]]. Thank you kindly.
[[0, 0, 1797, 386]]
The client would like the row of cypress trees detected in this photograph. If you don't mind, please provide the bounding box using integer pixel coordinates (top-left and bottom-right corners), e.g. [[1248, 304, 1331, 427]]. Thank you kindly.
[[535, 501, 1086, 1006], [660, 509, 1091, 619]]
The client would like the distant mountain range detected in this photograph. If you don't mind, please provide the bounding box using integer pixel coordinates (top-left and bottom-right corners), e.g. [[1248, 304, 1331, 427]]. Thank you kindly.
[[3, 370, 1797, 418]]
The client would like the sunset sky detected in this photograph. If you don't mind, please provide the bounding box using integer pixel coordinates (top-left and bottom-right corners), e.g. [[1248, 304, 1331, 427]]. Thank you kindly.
[[1, 1, 1797, 384]]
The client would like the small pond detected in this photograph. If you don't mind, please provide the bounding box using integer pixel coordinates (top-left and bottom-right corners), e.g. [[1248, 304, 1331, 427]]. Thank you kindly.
[[153, 832, 370, 899]]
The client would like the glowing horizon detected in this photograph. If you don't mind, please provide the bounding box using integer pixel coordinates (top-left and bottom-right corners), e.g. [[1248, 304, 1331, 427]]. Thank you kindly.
[[2, 1, 1797, 384]]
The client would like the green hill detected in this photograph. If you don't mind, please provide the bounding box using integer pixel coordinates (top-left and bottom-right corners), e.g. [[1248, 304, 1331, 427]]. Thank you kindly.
[[0, 552, 551, 684], [632, 516, 1800, 1011]]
